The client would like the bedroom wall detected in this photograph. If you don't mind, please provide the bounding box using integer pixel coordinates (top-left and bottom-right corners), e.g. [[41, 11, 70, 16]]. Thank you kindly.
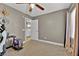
[[35, 9, 67, 44], [0, 4, 32, 41]]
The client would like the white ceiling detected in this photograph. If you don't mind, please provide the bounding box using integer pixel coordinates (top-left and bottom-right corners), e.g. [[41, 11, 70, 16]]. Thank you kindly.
[[4, 3, 71, 17]]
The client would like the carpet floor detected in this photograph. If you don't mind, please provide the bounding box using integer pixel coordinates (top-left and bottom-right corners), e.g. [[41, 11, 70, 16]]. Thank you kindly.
[[4, 40, 65, 56]]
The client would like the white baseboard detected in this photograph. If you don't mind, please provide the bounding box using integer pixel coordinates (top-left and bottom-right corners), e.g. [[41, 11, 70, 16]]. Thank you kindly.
[[34, 39, 64, 47], [23, 39, 64, 47], [23, 41, 26, 44], [23, 39, 31, 44]]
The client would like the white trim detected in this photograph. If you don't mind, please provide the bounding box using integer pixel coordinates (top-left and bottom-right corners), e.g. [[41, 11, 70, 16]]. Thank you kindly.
[[23, 41, 26, 44], [23, 39, 64, 47], [23, 39, 31, 44], [34, 39, 64, 47]]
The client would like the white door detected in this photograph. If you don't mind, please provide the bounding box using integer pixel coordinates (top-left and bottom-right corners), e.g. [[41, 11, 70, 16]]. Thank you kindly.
[[31, 20, 38, 40]]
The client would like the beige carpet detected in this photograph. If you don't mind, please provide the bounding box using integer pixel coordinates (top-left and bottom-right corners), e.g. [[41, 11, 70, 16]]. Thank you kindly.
[[4, 40, 65, 56]]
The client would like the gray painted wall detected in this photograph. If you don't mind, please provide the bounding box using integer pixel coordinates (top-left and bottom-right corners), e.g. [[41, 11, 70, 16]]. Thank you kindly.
[[0, 4, 31, 41], [35, 9, 66, 44], [0, 3, 67, 44]]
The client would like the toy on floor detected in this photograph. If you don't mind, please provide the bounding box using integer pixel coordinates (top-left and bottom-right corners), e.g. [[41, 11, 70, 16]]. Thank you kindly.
[[6, 35, 23, 50], [6, 34, 14, 48], [12, 36, 23, 50]]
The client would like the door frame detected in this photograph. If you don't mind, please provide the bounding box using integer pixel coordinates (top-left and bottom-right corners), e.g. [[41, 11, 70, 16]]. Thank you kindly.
[[24, 17, 32, 41], [72, 4, 78, 56], [65, 4, 78, 56]]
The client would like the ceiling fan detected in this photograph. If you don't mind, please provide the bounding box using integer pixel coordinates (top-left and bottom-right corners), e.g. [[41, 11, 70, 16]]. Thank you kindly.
[[16, 3, 45, 12]]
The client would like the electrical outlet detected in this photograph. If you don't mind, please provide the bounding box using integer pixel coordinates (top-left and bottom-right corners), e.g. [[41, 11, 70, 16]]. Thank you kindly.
[[43, 37, 47, 39]]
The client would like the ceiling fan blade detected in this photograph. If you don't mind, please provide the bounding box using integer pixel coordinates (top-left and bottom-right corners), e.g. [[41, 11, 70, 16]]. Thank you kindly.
[[29, 4, 32, 12], [35, 4, 44, 10]]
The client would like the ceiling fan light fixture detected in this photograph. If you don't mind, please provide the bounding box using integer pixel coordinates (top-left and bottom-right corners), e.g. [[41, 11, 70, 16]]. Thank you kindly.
[[30, 4, 35, 8]]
